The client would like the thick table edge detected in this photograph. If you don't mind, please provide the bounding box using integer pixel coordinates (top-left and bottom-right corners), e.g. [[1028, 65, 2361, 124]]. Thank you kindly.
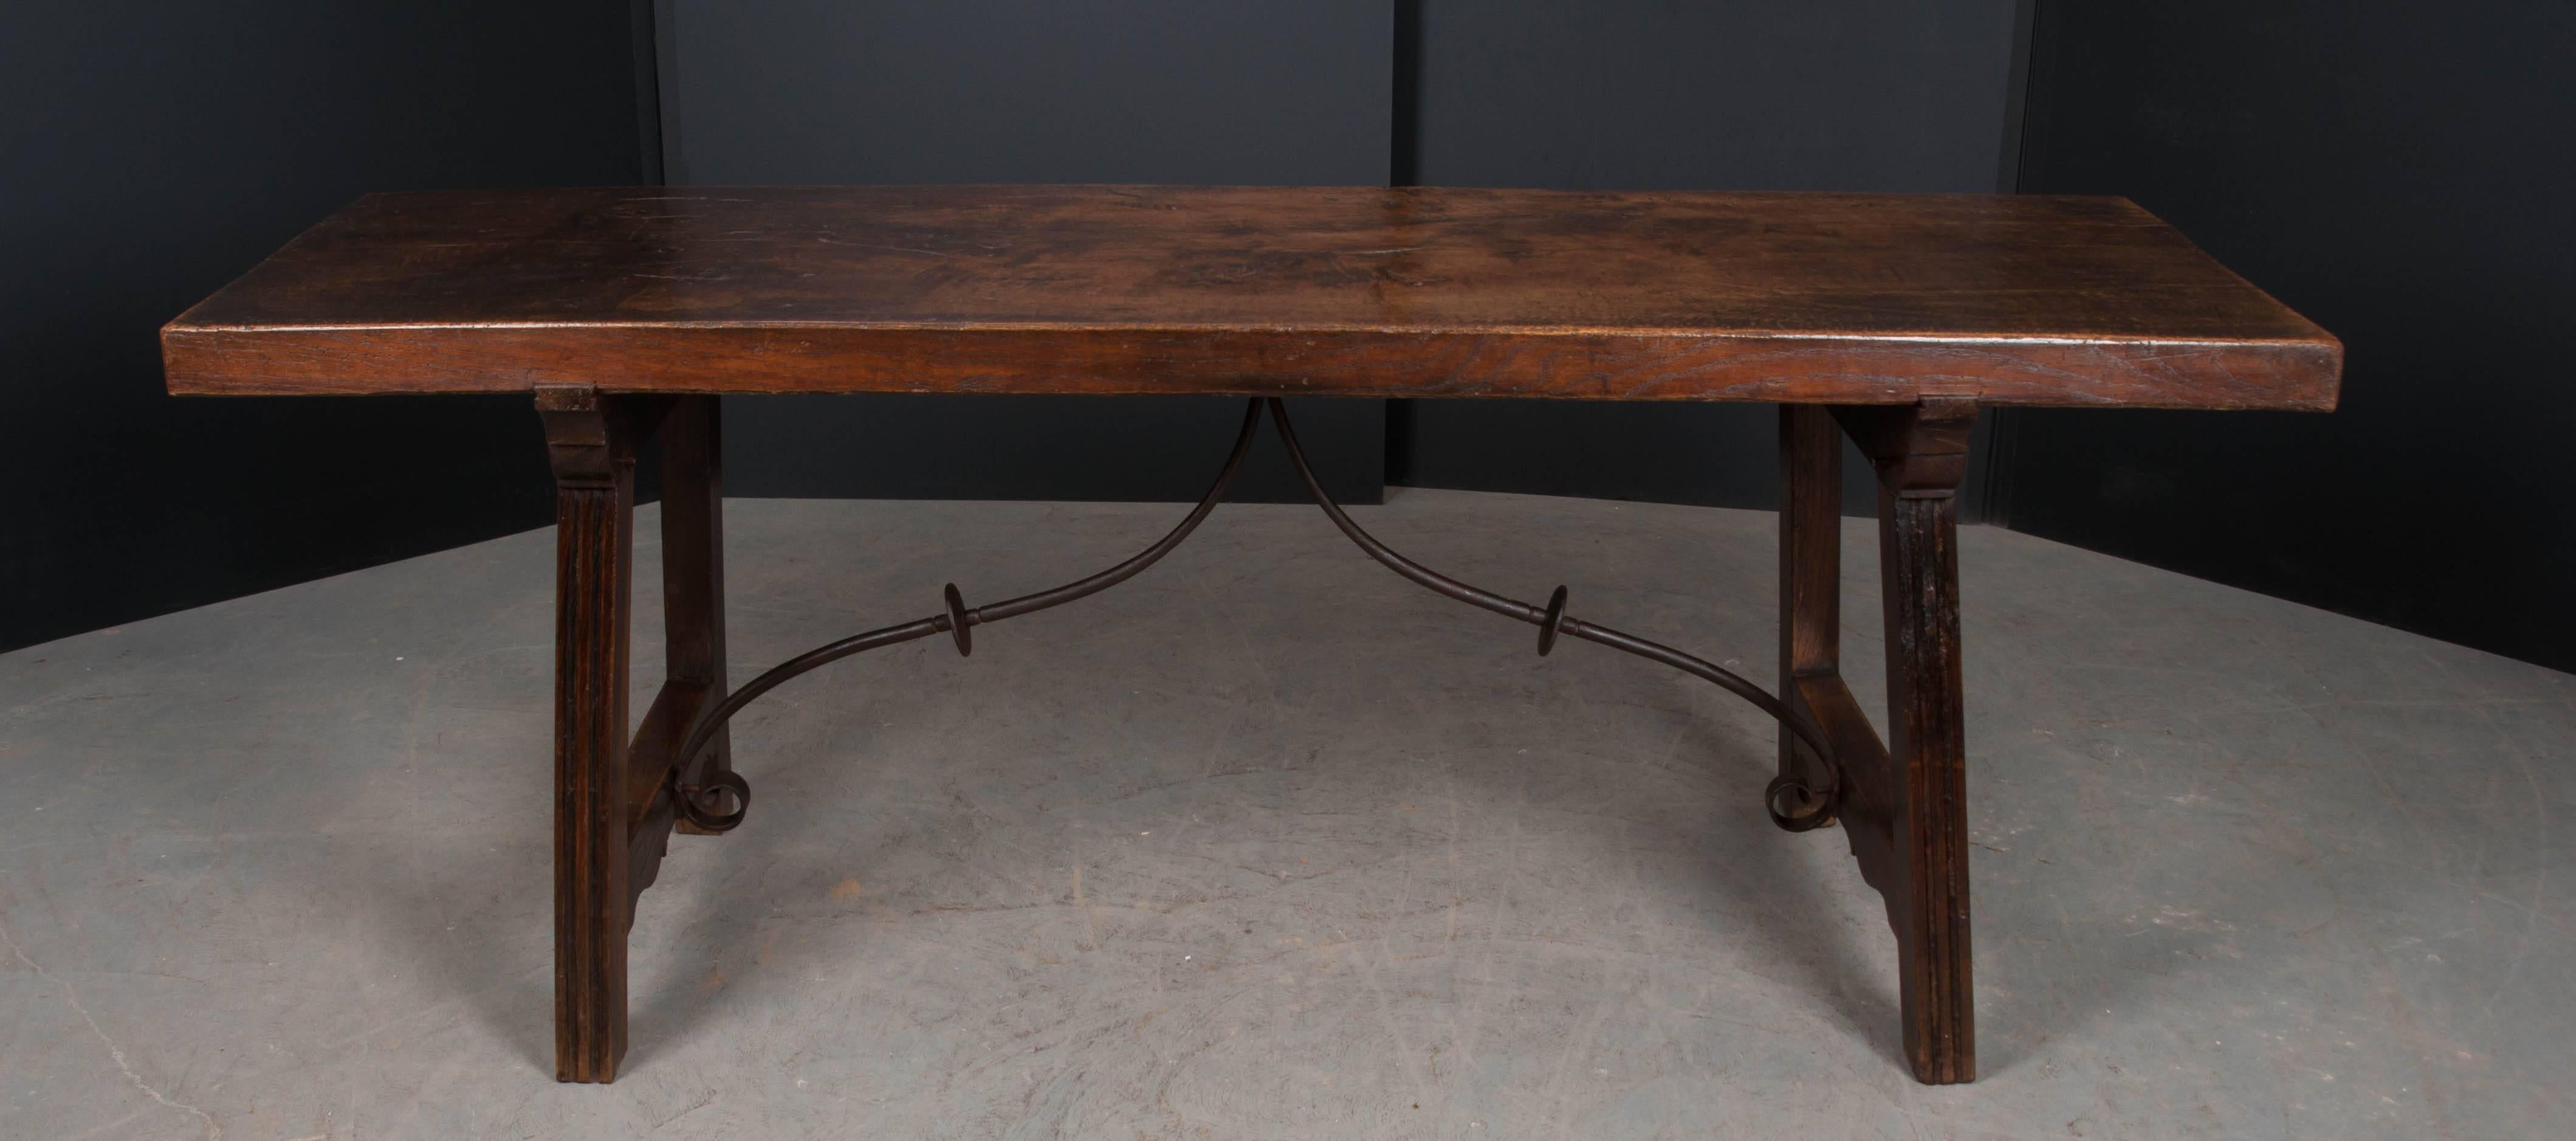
[[160, 324, 2343, 411]]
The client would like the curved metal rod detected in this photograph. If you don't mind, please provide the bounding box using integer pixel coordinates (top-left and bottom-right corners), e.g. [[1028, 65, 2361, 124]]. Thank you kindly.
[[668, 395, 1839, 833], [668, 400, 1267, 788], [1259, 398, 1842, 818]]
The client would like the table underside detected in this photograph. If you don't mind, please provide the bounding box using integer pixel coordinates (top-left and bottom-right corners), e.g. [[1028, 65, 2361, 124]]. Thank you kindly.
[[538, 387, 1980, 1086]]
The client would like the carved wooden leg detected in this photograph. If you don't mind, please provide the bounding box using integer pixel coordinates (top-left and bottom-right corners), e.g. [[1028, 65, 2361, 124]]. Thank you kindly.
[[1836, 398, 1977, 1084], [538, 385, 636, 1083], [659, 396, 734, 832]]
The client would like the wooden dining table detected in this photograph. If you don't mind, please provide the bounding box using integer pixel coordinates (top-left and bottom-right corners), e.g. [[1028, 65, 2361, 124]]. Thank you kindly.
[[161, 184, 2340, 1086]]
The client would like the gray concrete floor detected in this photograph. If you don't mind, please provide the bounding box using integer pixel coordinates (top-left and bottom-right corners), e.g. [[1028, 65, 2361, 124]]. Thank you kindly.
[[2, 489, 2569, 1140]]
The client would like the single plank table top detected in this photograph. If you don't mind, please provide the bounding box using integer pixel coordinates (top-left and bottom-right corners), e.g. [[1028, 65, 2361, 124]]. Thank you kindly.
[[162, 185, 2340, 410]]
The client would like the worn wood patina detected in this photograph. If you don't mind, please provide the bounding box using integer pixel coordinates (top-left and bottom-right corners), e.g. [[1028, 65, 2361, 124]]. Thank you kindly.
[[165, 185, 2335, 408]]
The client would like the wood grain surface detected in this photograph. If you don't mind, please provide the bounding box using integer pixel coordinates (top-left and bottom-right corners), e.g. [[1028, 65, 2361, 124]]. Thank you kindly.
[[163, 185, 2340, 408]]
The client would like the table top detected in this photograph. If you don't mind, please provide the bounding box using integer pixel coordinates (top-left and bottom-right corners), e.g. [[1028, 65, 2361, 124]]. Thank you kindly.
[[163, 185, 2339, 408]]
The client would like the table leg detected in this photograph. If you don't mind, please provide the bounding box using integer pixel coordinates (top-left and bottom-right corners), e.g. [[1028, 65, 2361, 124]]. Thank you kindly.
[[1777, 407, 1842, 820], [660, 396, 734, 832], [1825, 397, 1977, 1084], [1783, 399, 1982, 1083], [537, 385, 637, 1083]]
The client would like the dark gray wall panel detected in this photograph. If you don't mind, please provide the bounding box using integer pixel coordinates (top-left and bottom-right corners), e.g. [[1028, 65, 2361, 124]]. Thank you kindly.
[[1410, 2, 2020, 193], [659, 0, 1390, 503], [2, 1, 647, 653], [1391, 0, 2021, 516], [2003, 1, 2576, 671]]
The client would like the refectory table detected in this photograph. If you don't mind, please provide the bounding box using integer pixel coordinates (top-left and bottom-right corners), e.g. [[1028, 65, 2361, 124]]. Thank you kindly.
[[162, 185, 2341, 1085]]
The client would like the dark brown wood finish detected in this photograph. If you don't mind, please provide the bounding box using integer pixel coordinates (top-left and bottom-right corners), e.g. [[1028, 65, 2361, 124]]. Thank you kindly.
[[543, 388, 747, 1083], [1776, 398, 1983, 1083], [537, 385, 636, 1084], [659, 396, 733, 833], [164, 186, 2339, 410], [1814, 398, 1979, 1084], [1776, 406, 1842, 820]]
